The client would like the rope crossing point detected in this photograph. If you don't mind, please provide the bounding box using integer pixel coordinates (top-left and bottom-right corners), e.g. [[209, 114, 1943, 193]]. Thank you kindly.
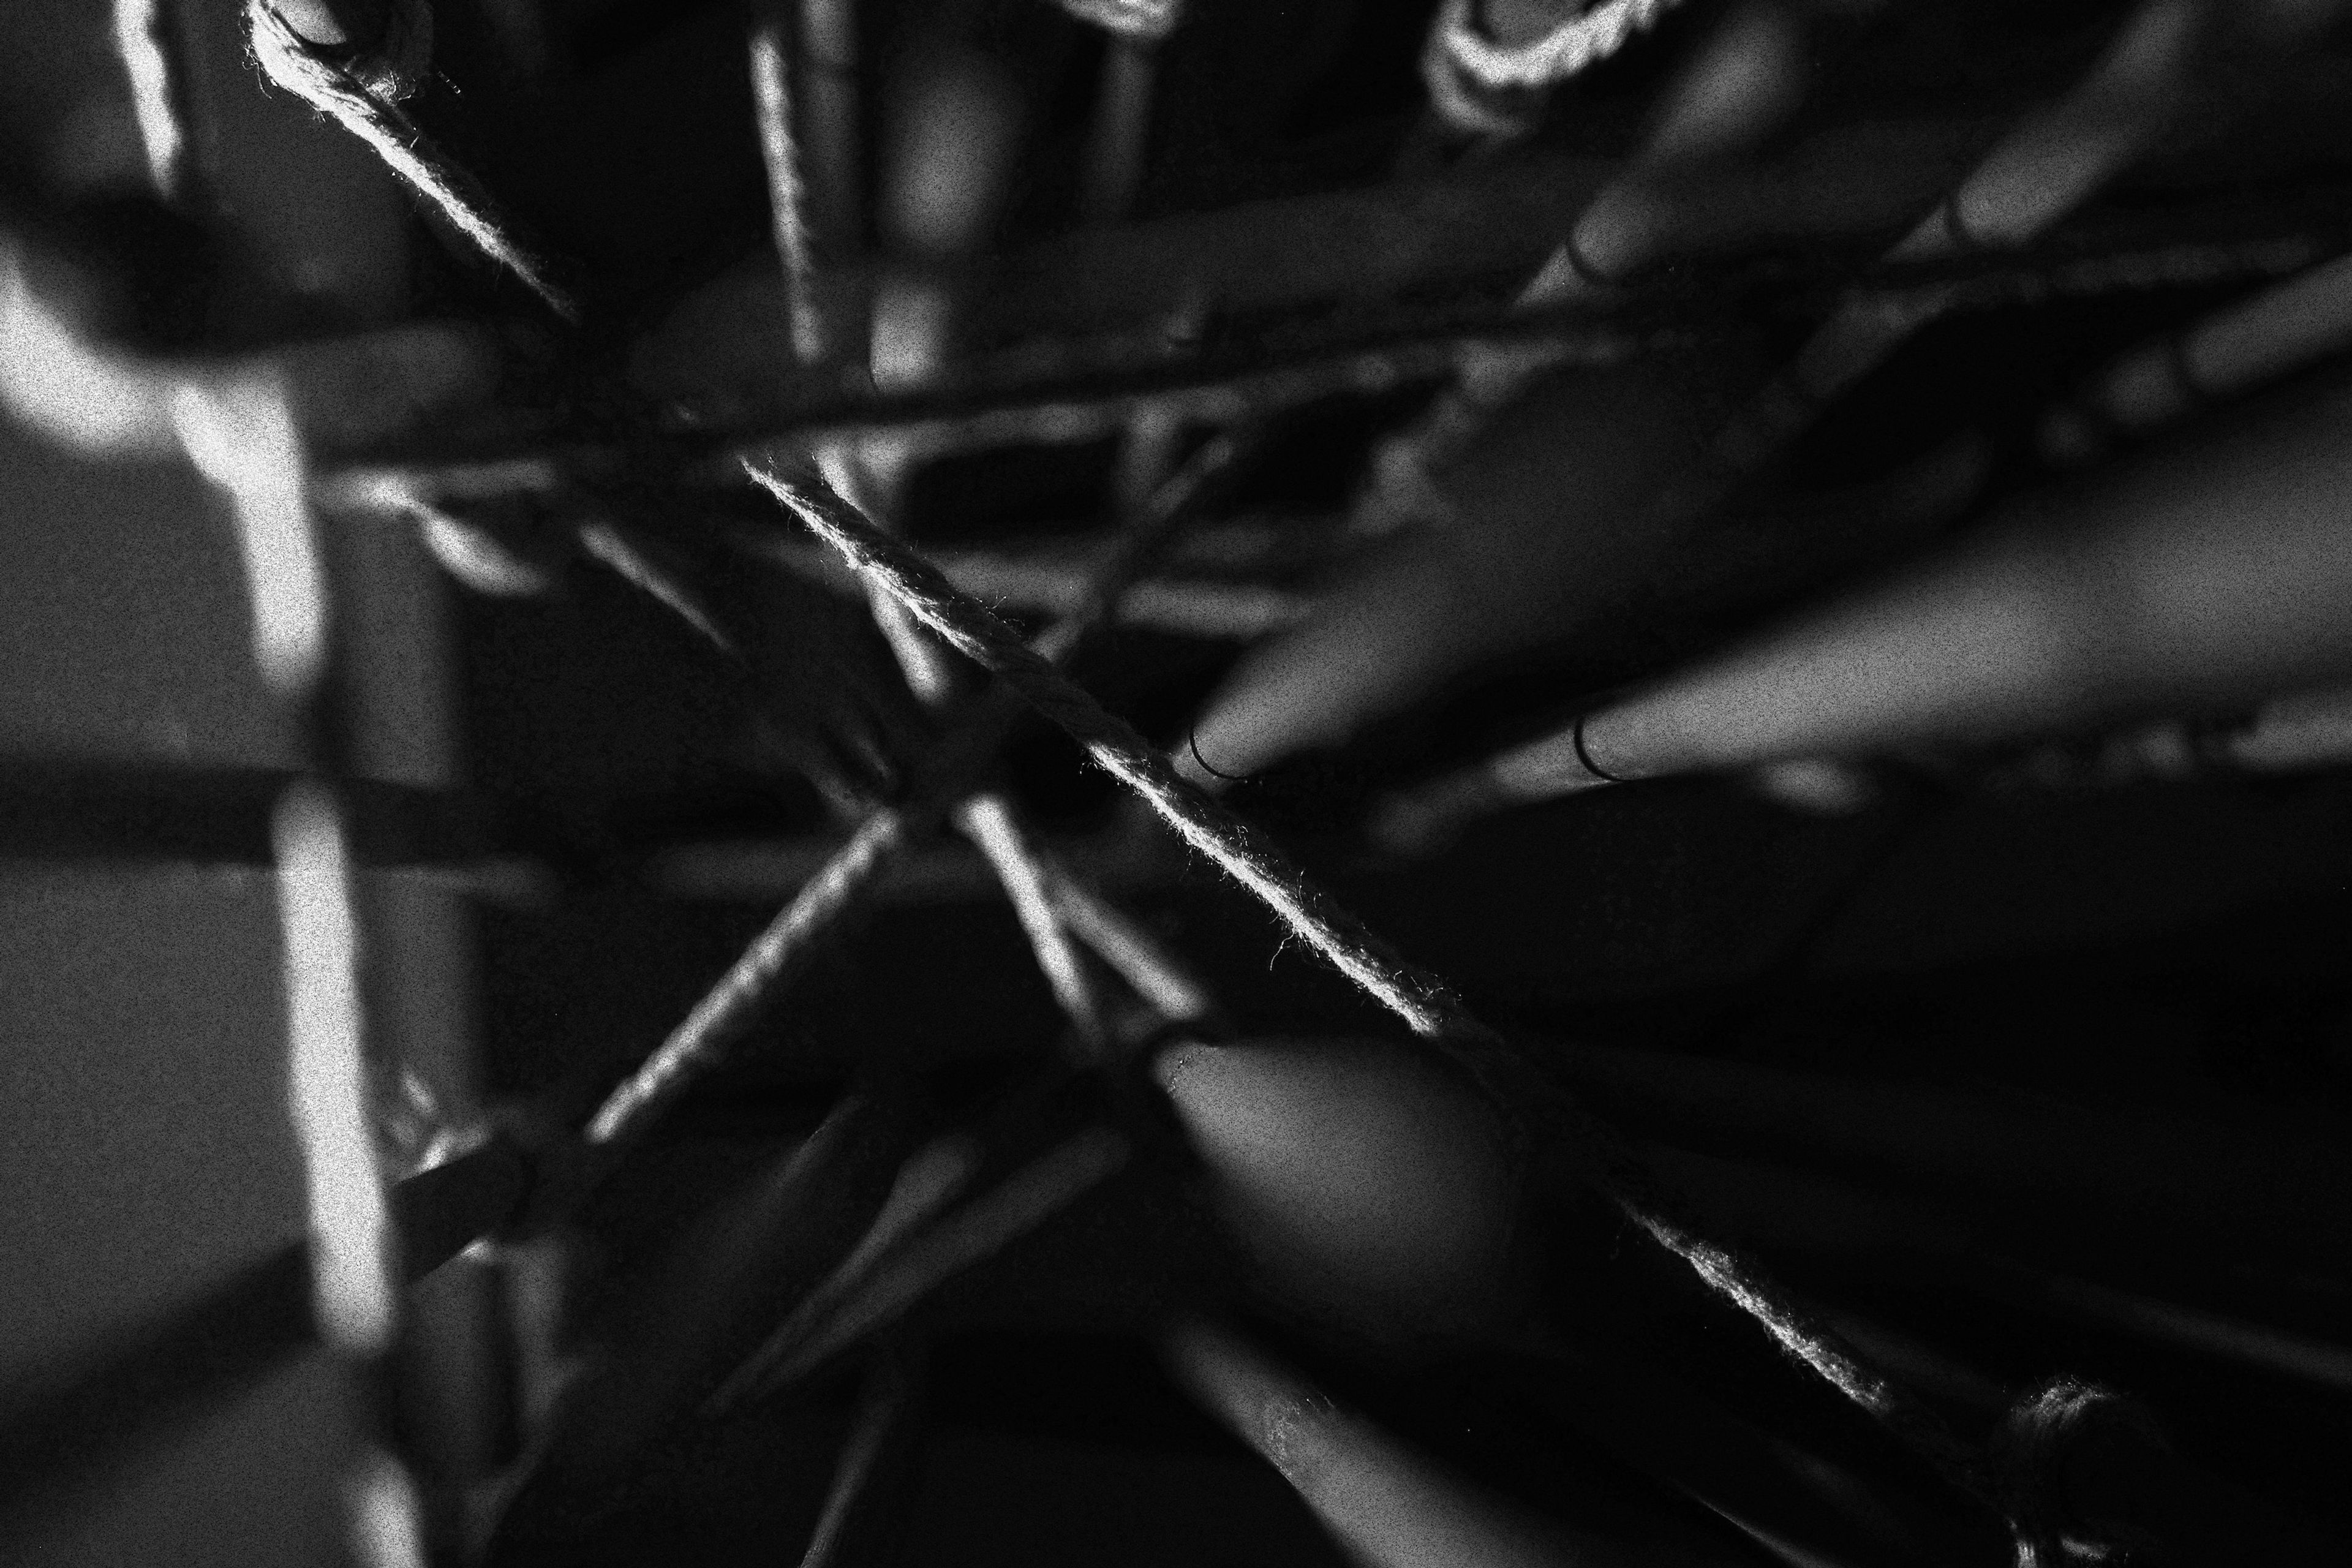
[[750, 457, 1474, 1041], [752, 453, 2046, 1523], [581, 437, 1252, 1161]]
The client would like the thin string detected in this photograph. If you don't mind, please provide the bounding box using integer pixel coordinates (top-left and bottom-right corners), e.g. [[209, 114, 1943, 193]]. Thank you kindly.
[[955, 793, 1112, 1052], [757, 36, 1116, 1060], [756, 453, 2002, 1511], [322, 216, 2344, 490], [1424, 0, 1689, 135], [243, 0, 578, 320], [579, 435, 1248, 1159], [584, 806, 905, 1150], [1038, 853, 1221, 1027]]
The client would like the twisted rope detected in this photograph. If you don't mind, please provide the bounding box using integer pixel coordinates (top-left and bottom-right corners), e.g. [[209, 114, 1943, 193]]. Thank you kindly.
[[244, 0, 578, 319], [1425, 0, 1690, 135], [586, 806, 903, 1148], [756, 453, 2003, 1511], [750, 18, 832, 366], [755, 458, 1473, 1038], [580, 435, 1248, 1157]]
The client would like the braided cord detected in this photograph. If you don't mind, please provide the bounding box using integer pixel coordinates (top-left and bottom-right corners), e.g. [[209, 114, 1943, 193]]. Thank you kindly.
[[757, 452, 2003, 1509], [244, 0, 577, 318]]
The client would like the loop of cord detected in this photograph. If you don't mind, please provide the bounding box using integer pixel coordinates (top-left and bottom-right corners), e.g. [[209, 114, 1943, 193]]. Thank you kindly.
[[1993, 1377, 2164, 1567], [244, 0, 579, 320], [1430, 0, 1688, 97], [1050, 0, 1183, 43], [755, 455, 2014, 1514], [271, 0, 434, 103]]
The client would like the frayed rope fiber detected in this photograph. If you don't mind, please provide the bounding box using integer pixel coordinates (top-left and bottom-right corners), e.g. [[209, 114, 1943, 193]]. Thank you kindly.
[[1994, 1378, 2165, 1567], [752, 452, 2015, 1510], [244, 0, 577, 319]]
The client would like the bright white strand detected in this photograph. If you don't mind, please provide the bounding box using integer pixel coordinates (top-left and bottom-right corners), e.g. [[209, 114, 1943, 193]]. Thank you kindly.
[[111, 0, 186, 198], [243, 0, 578, 319], [955, 795, 1109, 1049], [274, 782, 400, 1353], [1430, 0, 1687, 94], [750, 21, 827, 366], [170, 373, 326, 695]]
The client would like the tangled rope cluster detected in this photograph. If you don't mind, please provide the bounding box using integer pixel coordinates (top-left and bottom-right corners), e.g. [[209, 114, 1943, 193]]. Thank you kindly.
[[172, 2, 2337, 1559], [749, 453, 2017, 1517]]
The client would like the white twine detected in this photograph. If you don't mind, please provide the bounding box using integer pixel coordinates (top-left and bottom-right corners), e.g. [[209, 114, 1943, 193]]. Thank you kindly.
[[244, 0, 578, 318], [1423, 0, 1689, 132]]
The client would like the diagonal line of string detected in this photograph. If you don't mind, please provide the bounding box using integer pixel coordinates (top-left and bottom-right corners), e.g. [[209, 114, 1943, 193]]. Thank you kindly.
[[577, 432, 1249, 1159], [752, 451, 1998, 1509], [243, 0, 578, 320], [752, 10, 1110, 1057]]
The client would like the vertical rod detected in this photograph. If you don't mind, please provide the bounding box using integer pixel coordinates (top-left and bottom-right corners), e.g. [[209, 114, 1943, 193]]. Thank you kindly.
[[174, 370, 428, 1568]]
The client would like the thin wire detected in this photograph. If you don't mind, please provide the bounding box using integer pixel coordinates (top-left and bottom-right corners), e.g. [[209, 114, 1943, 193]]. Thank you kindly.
[[750, 16, 831, 365]]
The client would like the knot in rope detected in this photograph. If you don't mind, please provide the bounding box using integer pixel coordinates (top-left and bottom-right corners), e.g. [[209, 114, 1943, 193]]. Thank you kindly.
[[1050, 0, 1183, 43], [1994, 1377, 2163, 1567], [1423, 0, 1688, 135], [249, 0, 435, 105]]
